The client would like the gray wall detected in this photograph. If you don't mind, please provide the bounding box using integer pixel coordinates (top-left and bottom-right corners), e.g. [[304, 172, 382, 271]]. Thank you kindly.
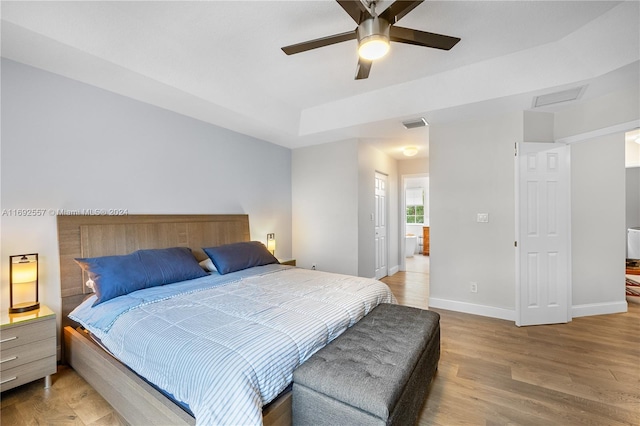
[[429, 86, 636, 320], [429, 112, 521, 319], [1, 59, 292, 319], [358, 143, 399, 278], [570, 134, 626, 308], [291, 140, 359, 275], [291, 141, 400, 278]]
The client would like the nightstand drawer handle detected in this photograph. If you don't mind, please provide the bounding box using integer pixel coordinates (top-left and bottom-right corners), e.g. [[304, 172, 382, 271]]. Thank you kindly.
[[0, 356, 17, 364], [0, 376, 17, 385], [0, 336, 17, 343]]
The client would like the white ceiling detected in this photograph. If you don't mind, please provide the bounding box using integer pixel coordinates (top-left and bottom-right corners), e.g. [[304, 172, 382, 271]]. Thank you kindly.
[[1, 1, 639, 159]]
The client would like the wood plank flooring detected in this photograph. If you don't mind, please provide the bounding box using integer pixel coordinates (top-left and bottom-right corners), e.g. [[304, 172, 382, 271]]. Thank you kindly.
[[2, 265, 638, 425], [382, 269, 640, 426]]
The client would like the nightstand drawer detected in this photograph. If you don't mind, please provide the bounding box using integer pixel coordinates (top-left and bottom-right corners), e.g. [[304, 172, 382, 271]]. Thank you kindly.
[[0, 317, 56, 351], [0, 337, 56, 372], [0, 355, 57, 392]]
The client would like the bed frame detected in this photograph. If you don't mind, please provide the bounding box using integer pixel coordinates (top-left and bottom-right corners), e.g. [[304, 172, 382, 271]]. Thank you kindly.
[[58, 214, 291, 426]]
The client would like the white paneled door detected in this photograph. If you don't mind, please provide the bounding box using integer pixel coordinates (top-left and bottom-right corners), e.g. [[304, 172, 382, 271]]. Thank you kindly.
[[516, 143, 571, 326], [375, 172, 388, 279]]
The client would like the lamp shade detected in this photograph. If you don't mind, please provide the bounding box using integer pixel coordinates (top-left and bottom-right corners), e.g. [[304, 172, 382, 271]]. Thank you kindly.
[[9, 254, 40, 313], [267, 233, 276, 255]]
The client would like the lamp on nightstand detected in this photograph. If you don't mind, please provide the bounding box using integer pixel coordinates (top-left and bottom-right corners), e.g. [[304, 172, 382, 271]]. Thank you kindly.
[[9, 254, 40, 313], [267, 233, 276, 256]]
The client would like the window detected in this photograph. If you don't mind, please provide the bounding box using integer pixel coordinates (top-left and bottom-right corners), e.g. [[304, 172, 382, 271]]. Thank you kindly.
[[406, 188, 424, 224]]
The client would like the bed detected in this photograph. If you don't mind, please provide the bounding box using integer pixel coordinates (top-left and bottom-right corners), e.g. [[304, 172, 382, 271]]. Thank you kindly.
[[58, 214, 395, 425]]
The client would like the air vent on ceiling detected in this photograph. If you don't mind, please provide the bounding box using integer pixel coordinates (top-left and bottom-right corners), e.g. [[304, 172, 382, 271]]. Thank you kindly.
[[533, 86, 587, 108], [402, 117, 428, 129]]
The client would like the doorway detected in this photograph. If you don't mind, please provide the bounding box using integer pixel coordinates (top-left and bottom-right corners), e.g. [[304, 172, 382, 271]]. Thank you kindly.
[[402, 174, 430, 273]]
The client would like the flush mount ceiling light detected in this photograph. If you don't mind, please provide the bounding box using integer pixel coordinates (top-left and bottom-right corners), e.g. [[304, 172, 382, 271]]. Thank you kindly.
[[403, 147, 419, 157]]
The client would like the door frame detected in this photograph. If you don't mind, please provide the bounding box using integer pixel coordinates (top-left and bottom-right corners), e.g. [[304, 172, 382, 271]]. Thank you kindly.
[[374, 171, 389, 279], [400, 173, 430, 272]]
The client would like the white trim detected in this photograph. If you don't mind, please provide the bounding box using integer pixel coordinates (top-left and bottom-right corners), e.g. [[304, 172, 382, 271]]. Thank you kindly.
[[429, 298, 515, 321], [571, 301, 628, 318], [556, 120, 640, 144], [388, 265, 399, 276]]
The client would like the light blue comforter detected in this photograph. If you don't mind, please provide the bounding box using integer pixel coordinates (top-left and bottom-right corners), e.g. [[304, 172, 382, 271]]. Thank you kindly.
[[70, 264, 396, 425]]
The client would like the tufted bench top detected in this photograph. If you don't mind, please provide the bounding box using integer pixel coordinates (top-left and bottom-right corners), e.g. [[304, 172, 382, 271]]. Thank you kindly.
[[293, 303, 440, 425]]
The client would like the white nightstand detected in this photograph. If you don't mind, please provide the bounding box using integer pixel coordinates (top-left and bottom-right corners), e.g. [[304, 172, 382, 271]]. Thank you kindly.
[[1, 305, 56, 391]]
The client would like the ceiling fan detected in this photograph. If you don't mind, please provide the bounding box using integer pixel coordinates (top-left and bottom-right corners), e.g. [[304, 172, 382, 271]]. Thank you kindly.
[[281, 0, 461, 80]]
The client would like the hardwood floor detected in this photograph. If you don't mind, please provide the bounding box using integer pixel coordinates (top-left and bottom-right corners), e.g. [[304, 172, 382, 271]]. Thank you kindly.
[[0, 364, 124, 425], [2, 268, 638, 425], [382, 270, 640, 426]]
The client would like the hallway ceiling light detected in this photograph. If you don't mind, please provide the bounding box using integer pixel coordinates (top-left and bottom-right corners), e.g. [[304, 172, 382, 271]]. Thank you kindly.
[[403, 147, 418, 157]]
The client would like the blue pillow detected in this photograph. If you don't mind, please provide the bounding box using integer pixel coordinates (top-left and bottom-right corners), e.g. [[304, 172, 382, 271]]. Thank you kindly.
[[203, 241, 278, 275], [75, 247, 207, 306]]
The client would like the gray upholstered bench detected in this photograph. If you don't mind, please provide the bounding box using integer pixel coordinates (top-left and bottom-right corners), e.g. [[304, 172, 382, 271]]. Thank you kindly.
[[292, 303, 440, 426]]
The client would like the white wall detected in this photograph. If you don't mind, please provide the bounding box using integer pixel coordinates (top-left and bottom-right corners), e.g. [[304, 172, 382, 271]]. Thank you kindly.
[[429, 112, 521, 318], [292, 140, 359, 275], [570, 134, 626, 310], [358, 143, 398, 277], [627, 168, 640, 233], [291, 140, 399, 278], [1, 59, 292, 325], [553, 86, 637, 315], [398, 158, 429, 176], [554, 88, 639, 140], [625, 137, 640, 168]]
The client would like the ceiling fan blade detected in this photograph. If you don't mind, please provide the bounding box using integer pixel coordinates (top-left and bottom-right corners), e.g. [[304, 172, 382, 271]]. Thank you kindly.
[[379, 0, 424, 24], [282, 30, 357, 55], [355, 58, 372, 80], [337, 0, 372, 24], [390, 26, 460, 50]]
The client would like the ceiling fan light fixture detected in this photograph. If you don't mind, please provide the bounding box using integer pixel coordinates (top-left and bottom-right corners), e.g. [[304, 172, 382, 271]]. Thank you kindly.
[[403, 147, 419, 157], [357, 16, 390, 61], [358, 35, 390, 60]]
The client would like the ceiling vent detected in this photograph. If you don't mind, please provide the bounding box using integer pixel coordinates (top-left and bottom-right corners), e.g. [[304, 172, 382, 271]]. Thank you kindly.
[[532, 86, 587, 108], [402, 117, 428, 129]]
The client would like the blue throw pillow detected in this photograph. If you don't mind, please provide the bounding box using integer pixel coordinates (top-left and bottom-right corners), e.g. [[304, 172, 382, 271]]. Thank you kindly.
[[75, 247, 208, 306], [203, 241, 278, 275]]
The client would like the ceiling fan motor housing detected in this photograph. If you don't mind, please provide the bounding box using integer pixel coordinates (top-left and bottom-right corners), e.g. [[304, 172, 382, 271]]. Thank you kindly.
[[357, 16, 391, 46]]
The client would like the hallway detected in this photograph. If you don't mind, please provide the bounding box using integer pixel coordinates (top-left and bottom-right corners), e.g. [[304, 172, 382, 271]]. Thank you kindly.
[[383, 254, 429, 309]]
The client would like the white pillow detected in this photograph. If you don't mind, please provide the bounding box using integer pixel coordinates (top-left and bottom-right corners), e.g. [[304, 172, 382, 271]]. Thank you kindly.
[[199, 258, 217, 272]]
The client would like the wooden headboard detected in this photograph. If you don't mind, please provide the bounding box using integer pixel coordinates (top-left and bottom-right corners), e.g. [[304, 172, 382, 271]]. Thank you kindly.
[[57, 214, 250, 331]]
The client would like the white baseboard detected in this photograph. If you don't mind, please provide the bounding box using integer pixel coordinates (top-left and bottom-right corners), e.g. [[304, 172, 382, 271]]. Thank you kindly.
[[428, 298, 516, 321], [388, 265, 399, 276], [428, 298, 628, 322], [571, 300, 628, 318]]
